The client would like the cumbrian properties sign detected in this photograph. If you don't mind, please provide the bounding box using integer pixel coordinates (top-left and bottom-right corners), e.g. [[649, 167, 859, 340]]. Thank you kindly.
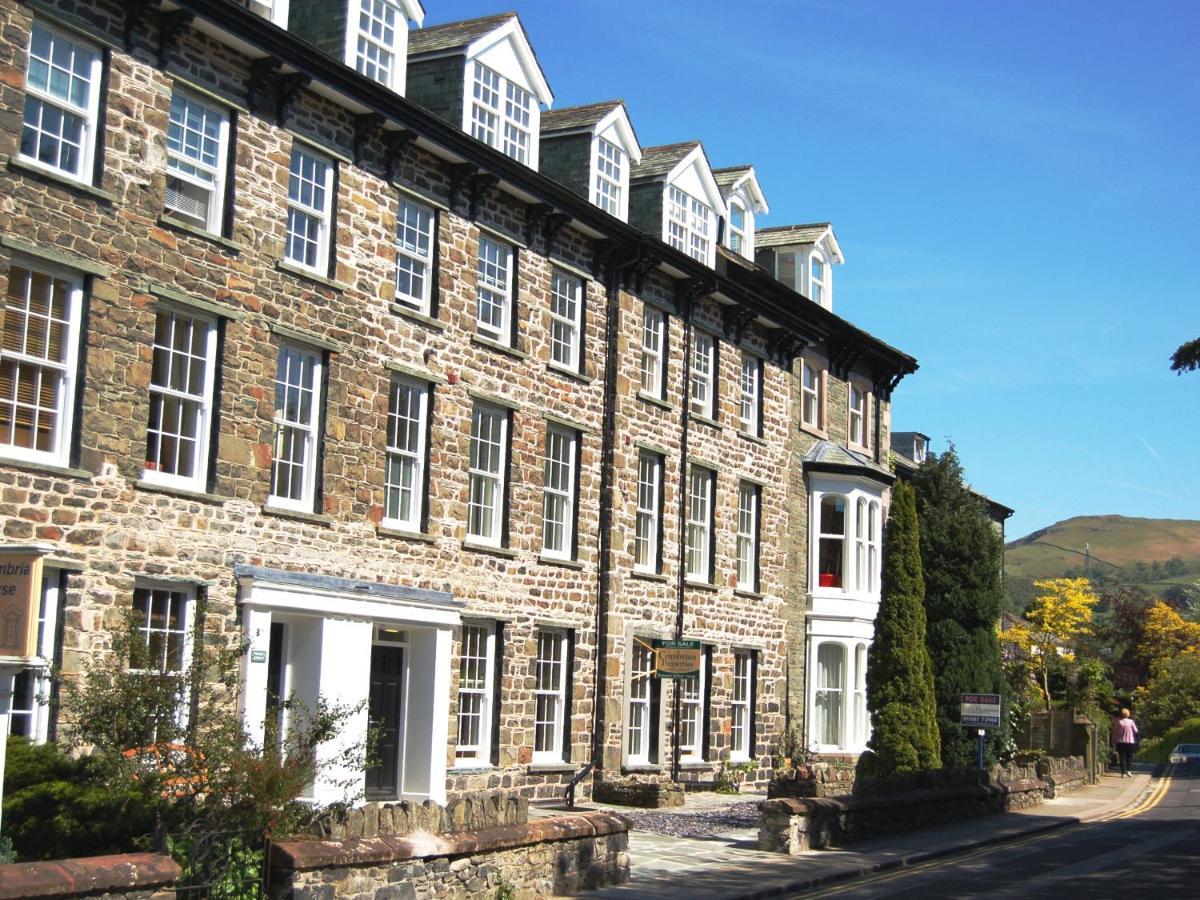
[[960, 693, 1002, 728]]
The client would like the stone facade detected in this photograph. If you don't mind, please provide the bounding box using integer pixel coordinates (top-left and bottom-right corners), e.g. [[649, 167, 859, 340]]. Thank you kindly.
[[0, 0, 914, 811]]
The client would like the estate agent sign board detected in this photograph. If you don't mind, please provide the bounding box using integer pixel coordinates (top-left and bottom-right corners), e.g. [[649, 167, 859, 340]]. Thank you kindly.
[[960, 692, 1002, 728], [653, 639, 701, 679], [0, 547, 44, 662]]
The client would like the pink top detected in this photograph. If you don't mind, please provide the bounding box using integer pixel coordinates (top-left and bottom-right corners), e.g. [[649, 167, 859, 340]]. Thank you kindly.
[[1113, 717, 1139, 744]]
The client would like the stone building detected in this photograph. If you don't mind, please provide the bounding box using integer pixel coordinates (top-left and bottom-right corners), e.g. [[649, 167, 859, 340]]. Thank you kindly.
[[0, 0, 915, 807]]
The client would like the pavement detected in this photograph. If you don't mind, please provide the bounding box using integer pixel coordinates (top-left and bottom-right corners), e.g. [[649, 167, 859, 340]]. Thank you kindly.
[[548, 766, 1157, 899]]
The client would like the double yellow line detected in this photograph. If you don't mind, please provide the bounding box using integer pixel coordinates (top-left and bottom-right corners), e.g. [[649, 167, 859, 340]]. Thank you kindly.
[[1103, 766, 1173, 821]]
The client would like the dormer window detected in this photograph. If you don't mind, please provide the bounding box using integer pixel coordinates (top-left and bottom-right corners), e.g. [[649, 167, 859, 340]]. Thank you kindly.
[[667, 186, 711, 263], [471, 62, 533, 164], [351, 1, 403, 89], [595, 138, 623, 215], [914, 435, 927, 464], [728, 201, 746, 254]]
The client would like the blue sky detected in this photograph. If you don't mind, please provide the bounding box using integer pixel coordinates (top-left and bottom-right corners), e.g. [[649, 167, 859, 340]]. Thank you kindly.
[[428, 1, 1200, 540]]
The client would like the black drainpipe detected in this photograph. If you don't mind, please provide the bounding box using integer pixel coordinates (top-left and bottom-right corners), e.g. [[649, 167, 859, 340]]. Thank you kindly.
[[572, 241, 642, 808], [671, 284, 696, 787]]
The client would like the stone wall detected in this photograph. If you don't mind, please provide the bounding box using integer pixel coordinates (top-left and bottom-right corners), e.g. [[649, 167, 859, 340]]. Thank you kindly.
[[767, 761, 856, 799], [270, 811, 630, 899], [313, 793, 530, 840], [1036, 754, 1089, 798], [758, 767, 1048, 854]]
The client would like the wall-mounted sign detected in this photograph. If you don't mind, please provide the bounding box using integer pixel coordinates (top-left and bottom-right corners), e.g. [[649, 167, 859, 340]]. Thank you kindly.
[[250, 649, 268, 664], [0, 549, 45, 661], [961, 692, 1002, 728], [653, 639, 701, 679]]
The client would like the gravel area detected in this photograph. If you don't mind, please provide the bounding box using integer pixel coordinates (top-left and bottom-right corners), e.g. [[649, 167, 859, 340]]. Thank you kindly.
[[617, 801, 761, 838]]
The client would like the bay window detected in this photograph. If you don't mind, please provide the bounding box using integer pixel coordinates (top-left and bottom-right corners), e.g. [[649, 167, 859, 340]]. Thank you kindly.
[[813, 642, 845, 748], [817, 494, 847, 590]]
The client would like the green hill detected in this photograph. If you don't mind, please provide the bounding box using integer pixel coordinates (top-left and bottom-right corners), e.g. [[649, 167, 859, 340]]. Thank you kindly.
[[1006, 515, 1200, 583]]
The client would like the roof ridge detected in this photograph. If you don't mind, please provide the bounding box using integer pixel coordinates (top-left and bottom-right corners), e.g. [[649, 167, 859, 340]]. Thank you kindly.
[[415, 11, 517, 32]]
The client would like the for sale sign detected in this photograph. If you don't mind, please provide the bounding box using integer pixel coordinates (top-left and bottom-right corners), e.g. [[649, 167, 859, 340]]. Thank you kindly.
[[0, 547, 44, 661], [960, 693, 1002, 728]]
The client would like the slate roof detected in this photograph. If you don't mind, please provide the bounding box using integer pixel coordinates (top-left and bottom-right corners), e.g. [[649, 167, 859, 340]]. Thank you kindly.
[[631, 142, 700, 181], [803, 440, 893, 482], [541, 100, 624, 134], [755, 223, 832, 248], [712, 165, 752, 189], [408, 12, 517, 55]]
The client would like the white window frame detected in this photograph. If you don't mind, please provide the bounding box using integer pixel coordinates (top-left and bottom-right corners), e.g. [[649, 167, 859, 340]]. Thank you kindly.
[[533, 629, 568, 763], [634, 451, 662, 574], [383, 376, 428, 532], [626, 638, 656, 765], [143, 306, 218, 492], [475, 234, 513, 344], [164, 89, 230, 234], [541, 424, 578, 560], [269, 343, 323, 512], [469, 61, 536, 166], [685, 466, 714, 583], [727, 200, 747, 255], [737, 481, 759, 592], [455, 621, 496, 766], [816, 493, 848, 593], [868, 501, 881, 594], [801, 359, 823, 431], [129, 584, 195, 676], [666, 185, 712, 263], [0, 259, 83, 466], [855, 498, 867, 591], [548, 269, 583, 373], [285, 144, 334, 273], [467, 402, 508, 546], [739, 353, 760, 435], [639, 307, 665, 398], [853, 642, 868, 749], [689, 332, 716, 419], [678, 652, 706, 762], [394, 197, 435, 314], [730, 650, 753, 761], [593, 136, 623, 217], [346, 0, 403, 91], [6, 571, 61, 743], [810, 253, 828, 306], [848, 383, 868, 448], [813, 641, 846, 750], [20, 22, 102, 184]]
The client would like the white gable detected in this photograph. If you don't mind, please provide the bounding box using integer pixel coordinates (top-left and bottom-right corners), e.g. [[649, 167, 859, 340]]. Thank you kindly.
[[665, 145, 724, 214], [595, 106, 641, 165], [466, 18, 553, 107]]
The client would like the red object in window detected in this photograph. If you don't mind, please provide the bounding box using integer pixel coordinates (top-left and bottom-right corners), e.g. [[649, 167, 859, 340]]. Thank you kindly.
[[819, 572, 841, 588]]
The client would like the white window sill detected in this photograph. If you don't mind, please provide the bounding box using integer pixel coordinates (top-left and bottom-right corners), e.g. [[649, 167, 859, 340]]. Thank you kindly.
[[451, 762, 496, 773]]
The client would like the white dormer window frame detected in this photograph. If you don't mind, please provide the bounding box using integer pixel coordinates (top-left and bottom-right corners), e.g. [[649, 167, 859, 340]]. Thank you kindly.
[[345, 0, 407, 94], [468, 61, 538, 167], [593, 136, 624, 218], [727, 199, 747, 255], [809, 252, 829, 308], [666, 185, 712, 265]]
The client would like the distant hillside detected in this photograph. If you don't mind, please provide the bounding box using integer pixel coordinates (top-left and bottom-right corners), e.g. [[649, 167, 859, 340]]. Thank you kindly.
[[1006, 515, 1200, 581]]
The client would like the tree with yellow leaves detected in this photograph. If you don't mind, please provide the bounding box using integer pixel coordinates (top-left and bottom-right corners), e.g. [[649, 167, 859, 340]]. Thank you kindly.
[[1138, 601, 1200, 676], [999, 577, 1099, 710]]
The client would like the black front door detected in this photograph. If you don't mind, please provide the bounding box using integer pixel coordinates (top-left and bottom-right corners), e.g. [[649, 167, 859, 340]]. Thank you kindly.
[[365, 643, 405, 800]]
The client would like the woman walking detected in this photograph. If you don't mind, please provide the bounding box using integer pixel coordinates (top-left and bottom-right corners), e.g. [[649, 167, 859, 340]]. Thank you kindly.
[[1112, 708, 1139, 778]]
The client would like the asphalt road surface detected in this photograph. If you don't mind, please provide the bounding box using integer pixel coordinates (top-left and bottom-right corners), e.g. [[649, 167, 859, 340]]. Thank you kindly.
[[795, 763, 1200, 899]]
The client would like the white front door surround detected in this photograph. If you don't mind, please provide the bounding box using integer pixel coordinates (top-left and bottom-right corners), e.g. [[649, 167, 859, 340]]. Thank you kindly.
[[236, 565, 460, 806]]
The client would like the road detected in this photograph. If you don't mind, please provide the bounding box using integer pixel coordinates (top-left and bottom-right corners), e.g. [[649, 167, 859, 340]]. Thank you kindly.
[[795, 763, 1200, 898]]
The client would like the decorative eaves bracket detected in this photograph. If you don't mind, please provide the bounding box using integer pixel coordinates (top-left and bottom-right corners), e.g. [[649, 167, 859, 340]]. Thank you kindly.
[[721, 305, 757, 344], [525, 203, 572, 249], [353, 113, 384, 167], [276, 72, 311, 124], [383, 129, 416, 182], [447, 165, 499, 218], [829, 339, 866, 379], [121, 0, 154, 53], [156, 10, 193, 68], [873, 370, 907, 401], [247, 57, 281, 114], [591, 239, 638, 285], [674, 276, 716, 319], [768, 331, 808, 368]]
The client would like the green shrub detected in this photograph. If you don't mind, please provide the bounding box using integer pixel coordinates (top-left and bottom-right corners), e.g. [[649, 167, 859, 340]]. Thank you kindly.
[[2, 738, 161, 861]]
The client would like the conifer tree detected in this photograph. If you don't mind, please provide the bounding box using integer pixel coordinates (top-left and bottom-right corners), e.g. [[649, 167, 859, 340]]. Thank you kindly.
[[865, 480, 941, 773], [911, 447, 1009, 767]]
